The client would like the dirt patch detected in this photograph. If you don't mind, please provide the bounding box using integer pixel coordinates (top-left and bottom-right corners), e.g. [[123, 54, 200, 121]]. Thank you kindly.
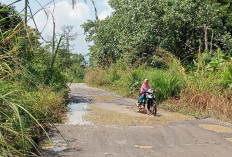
[[134, 145, 152, 149], [84, 103, 194, 126], [199, 124, 232, 133], [226, 138, 232, 142]]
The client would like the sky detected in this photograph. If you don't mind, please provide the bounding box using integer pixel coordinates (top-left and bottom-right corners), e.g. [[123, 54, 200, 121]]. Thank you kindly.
[[0, 0, 113, 56]]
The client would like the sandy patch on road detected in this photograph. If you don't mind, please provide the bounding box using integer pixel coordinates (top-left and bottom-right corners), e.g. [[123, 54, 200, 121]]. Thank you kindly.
[[84, 103, 194, 126], [134, 145, 153, 149], [199, 124, 232, 133], [226, 138, 232, 142]]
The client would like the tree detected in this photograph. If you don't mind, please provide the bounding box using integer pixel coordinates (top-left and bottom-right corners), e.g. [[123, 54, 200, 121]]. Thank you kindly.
[[162, 0, 220, 60], [0, 3, 21, 32], [61, 25, 78, 54], [83, 0, 231, 67]]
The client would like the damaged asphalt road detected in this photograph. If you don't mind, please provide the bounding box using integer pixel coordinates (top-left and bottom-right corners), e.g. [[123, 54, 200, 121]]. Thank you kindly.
[[42, 83, 232, 157]]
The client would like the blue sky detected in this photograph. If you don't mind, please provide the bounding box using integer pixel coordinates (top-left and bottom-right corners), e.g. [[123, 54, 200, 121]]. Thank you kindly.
[[0, 0, 113, 56]]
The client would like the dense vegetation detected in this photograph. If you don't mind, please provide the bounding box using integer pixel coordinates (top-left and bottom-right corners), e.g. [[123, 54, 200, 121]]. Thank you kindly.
[[83, 0, 232, 120], [0, 3, 85, 156], [83, 0, 232, 66]]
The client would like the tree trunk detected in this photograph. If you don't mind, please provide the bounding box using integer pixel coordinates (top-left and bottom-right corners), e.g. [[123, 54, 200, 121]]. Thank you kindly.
[[210, 29, 214, 52], [52, 5, 56, 54], [25, 0, 28, 25], [203, 24, 208, 51]]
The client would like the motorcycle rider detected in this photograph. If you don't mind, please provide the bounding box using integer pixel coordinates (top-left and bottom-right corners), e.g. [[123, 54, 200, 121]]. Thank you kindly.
[[136, 78, 151, 108]]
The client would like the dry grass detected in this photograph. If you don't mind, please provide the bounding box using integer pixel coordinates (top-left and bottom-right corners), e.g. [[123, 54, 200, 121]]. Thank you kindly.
[[162, 87, 232, 121], [85, 68, 109, 86]]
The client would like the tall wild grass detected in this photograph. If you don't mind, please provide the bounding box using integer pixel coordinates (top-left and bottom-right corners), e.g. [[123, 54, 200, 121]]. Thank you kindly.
[[0, 6, 67, 156], [163, 49, 232, 120]]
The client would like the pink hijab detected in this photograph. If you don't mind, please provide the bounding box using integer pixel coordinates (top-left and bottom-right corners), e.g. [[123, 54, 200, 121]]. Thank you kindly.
[[140, 79, 151, 93]]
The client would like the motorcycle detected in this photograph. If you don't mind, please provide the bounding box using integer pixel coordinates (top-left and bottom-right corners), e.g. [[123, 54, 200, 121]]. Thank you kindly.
[[138, 89, 157, 116]]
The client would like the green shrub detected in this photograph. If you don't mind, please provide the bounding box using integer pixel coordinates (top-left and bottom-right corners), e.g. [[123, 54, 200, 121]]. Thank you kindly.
[[221, 64, 232, 89], [147, 69, 186, 102], [108, 68, 121, 83]]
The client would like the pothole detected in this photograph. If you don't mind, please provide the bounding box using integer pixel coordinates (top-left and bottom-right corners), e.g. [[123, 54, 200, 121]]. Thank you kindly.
[[62, 102, 92, 125], [199, 124, 232, 133]]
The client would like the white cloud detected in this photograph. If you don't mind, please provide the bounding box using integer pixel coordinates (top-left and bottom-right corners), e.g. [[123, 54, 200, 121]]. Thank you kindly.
[[98, 10, 110, 20], [103, 0, 111, 8], [98, 0, 113, 20], [28, 1, 90, 54]]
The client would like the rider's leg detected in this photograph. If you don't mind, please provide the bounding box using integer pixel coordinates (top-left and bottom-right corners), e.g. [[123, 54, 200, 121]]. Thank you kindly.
[[136, 96, 141, 107], [142, 102, 145, 109]]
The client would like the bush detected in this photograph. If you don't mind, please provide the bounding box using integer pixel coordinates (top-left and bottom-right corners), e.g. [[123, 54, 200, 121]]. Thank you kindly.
[[148, 69, 186, 102], [221, 64, 232, 89]]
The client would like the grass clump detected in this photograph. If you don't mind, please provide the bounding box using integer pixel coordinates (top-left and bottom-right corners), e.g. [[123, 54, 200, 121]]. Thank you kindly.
[[1, 72, 67, 157], [85, 68, 109, 86], [0, 81, 66, 156], [148, 69, 186, 102]]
